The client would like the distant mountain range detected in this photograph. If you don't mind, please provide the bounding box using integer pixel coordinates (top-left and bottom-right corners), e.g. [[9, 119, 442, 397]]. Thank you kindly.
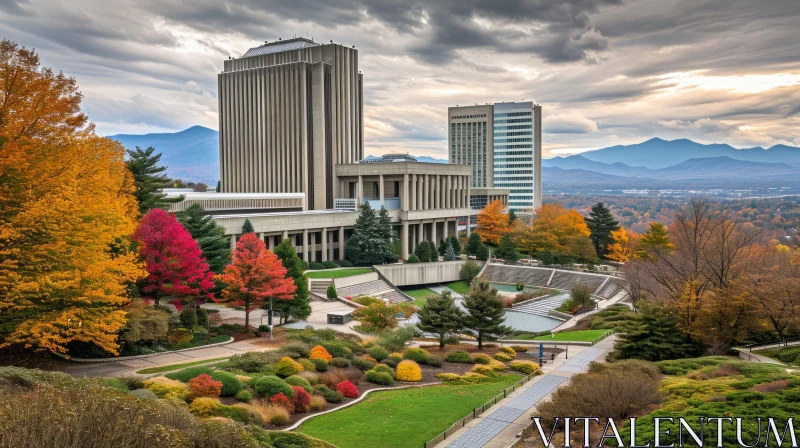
[[108, 127, 800, 191]]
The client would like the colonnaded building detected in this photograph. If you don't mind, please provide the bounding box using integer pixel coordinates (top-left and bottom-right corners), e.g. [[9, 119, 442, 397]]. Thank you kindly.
[[168, 37, 509, 261]]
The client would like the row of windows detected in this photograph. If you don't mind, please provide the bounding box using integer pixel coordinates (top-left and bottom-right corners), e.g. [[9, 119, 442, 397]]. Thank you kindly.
[[494, 124, 532, 130], [495, 176, 535, 181], [494, 118, 531, 124], [495, 132, 532, 137], [495, 151, 533, 156], [451, 114, 487, 119], [494, 157, 532, 162], [510, 189, 533, 194], [509, 196, 534, 200], [495, 144, 533, 149], [494, 138, 532, 143], [495, 183, 535, 187], [495, 164, 533, 169], [494, 170, 533, 175], [494, 111, 531, 118]]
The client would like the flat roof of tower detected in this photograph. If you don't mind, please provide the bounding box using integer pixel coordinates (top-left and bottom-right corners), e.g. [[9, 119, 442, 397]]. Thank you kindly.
[[242, 37, 321, 58]]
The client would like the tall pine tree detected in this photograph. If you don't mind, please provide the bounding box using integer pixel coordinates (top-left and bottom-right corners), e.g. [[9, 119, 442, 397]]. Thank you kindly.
[[465, 232, 483, 256], [416, 291, 464, 348], [462, 281, 512, 349], [585, 202, 620, 259], [447, 235, 462, 255], [241, 218, 255, 234], [345, 202, 393, 266], [273, 238, 311, 322], [494, 234, 520, 262], [176, 204, 231, 273], [126, 146, 183, 214], [377, 206, 397, 263]]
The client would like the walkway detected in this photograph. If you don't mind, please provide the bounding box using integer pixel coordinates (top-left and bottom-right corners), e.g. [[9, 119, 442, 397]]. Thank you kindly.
[[281, 299, 361, 335], [437, 336, 616, 448]]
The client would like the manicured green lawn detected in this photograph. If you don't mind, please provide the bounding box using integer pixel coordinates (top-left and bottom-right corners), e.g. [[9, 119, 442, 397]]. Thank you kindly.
[[304, 268, 374, 279], [402, 287, 439, 307], [524, 329, 612, 342], [298, 375, 520, 448], [136, 357, 230, 375], [444, 280, 471, 295]]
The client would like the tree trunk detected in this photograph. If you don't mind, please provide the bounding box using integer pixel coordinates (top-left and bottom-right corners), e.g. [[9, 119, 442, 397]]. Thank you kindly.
[[477, 332, 483, 350], [244, 298, 250, 329], [439, 335, 445, 349]]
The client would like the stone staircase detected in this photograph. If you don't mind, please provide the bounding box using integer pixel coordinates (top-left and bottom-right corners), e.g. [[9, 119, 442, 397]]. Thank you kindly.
[[309, 279, 333, 301]]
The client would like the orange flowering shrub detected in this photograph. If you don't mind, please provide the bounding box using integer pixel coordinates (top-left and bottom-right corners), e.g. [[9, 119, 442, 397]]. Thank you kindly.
[[309, 345, 333, 362]]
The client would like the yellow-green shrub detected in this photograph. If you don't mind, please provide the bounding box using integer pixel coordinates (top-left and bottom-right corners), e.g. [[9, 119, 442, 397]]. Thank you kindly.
[[509, 360, 543, 375], [494, 352, 513, 362], [143, 376, 189, 401], [499, 346, 517, 357], [274, 357, 304, 378], [297, 358, 316, 372], [396, 360, 423, 382], [472, 354, 492, 365], [309, 395, 326, 412], [189, 397, 224, 417]]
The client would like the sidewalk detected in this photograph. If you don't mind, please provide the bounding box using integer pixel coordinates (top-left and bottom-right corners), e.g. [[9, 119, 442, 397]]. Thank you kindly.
[[435, 336, 616, 448]]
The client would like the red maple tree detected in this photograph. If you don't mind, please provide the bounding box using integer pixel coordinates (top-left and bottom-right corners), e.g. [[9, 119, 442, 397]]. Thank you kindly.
[[133, 209, 215, 305], [217, 233, 296, 328]]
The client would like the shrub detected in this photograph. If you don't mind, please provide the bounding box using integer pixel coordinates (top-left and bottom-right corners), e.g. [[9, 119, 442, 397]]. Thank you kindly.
[[372, 364, 395, 378], [403, 348, 430, 363], [179, 306, 198, 329], [211, 371, 243, 397], [427, 356, 443, 368], [309, 345, 333, 362], [367, 345, 389, 361], [365, 370, 394, 385], [129, 389, 158, 401], [510, 345, 529, 353], [436, 373, 490, 384], [310, 358, 329, 372], [471, 364, 498, 376], [309, 262, 325, 270], [336, 380, 359, 398], [291, 386, 312, 413], [326, 284, 338, 299], [516, 282, 525, 291], [376, 326, 419, 352], [309, 395, 326, 411], [143, 376, 189, 401], [322, 261, 338, 269], [396, 360, 423, 382], [227, 351, 283, 373], [297, 371, 320, 385], [189, 397, 224, 417], [459, 260, 480, 282], [313, 384, 344, 403], [165, 366, 213, 382], [494, 352, 513, 362], [509, 360, 543, 375], [383, 353, 403, 368], [166, 328, 194, 346], [282, 342, 311, 358], [472, 354, 492, 365], [275, 357, 305, 378], [253, 376, 294, 398], [500, 346, 517, 357], [252, 402, 291, 426], [407, 254, 421, 263], [321, 342, 353, 358], [234, 389, 253, 403], [446, 351, 474, 363], [351, 356, 377, 371], [285, 375, 312, 389], [352, 295, 381, 306], [297, 358, 316, 372], [330, 357, 350, 368], [196, 308, 209, 327], [187, 374, 223, 400], [338, 260, 354, 267], [435, 373, 462, 383], [269, 392, 295, 413]]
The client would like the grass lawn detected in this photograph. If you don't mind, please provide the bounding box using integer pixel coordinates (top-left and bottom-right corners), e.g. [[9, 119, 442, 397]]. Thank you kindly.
[[298, 375, 520, 448], [304, 268, 374, 279], [754, 345, 800, 365], [136, 357, 230, 375], [444, 280, 471, 295], [523, 329, 613, 342], [402, 287, 439, 307]]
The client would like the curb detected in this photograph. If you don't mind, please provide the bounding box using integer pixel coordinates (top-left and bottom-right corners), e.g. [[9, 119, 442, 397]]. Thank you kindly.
[[63, 337, 235, 363]]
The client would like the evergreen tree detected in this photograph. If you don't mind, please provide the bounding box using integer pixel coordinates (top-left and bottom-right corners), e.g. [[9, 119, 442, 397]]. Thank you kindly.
[[462, 281, 512, 349], [241, 218, 255, 234], [614, 301, 704, 361], [476, 243, 489, 260], [176, 204, 231, 273], [443, 242, 457, 261], [494, 234, 520, 262], [416, 291, 465, 348], [465, 232, 483, 256], [216, 180, 221, 192], [273, 238, 311, 321], [415, 241, 438, 262], [586, 202, 620, 259], [438, 238, 449, 257], [508, 209, 518, 226], [447, 235, 462, 255], [126, 146, 184, 214], [345, 202, 394, 266]]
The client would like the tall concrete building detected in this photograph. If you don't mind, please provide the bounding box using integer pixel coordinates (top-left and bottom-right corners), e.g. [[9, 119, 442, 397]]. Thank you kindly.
[[448, 102, 542, 213], [218, 37, 364, 210]]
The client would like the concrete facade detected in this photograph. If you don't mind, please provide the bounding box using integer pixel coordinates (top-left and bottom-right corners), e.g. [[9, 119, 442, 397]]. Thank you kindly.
[[374, 260, 486, 287]]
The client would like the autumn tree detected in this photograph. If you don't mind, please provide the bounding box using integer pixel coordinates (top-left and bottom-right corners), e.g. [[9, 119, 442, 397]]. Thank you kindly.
[[218, 233, 296, 329], [586, 202, 620, 259], [476, 199, 509, 246], [746, 246, 800, 343], [607, 227, 640, 263], [176, 204, 231, 273], [0, 40, 146, 355], [635, 222, 673, 260], [515, 203, 590, 256], [126, 146, 183, 214], [272, 238, 311, 322], [462, 281, 512, 349], [416, 291, 464, 348], [134, 209, 215, 306]]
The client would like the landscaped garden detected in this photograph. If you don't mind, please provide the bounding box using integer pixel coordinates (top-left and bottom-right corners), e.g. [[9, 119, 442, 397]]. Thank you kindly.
[[304, 267, 374, 279], [753, 345, 800, 366], [522, 329, 613, 342]]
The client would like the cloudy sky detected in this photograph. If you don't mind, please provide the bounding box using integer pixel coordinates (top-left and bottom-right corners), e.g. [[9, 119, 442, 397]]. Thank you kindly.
[[3, 0, 799, 158]]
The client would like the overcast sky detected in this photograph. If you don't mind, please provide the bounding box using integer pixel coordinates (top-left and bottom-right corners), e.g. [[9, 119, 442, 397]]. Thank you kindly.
[[3, 0, 799, 158]]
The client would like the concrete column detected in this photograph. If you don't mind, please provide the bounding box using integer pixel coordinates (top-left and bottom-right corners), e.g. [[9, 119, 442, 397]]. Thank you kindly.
[[443, 219, 449, 239], [339, 227, 346, 260], [302, 229, 309, 262], [418, 222, 424, 244], [466, 216, 471, 237], [358, 175, 363, 205], [411, 174, 417, 211], [230, 234, 236, 250], [402, 173, 409, 211], [282, 230, 288, 241], [379, 174, 385, 203], [401, 221, 409, 259], [423, 175, 429, 210], [259, 232, 266, 244], [446, 176, 451, 209], [432, 220, 437, 247], [267, 234, 274, 251], [321, 228, 328, 262]]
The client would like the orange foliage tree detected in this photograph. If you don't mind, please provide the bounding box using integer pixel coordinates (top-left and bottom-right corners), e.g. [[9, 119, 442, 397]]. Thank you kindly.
[[515, 203, 590, 255], [607, 227, 640, 263], [217, 233, 296, 329], [0, 40, 145, 355], [476, 199, 509, 246]]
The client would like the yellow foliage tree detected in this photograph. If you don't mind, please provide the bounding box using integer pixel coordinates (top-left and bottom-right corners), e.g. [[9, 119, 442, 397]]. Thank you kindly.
[[607, 227, 640, 263], [476, 199, 509, 245], [0, 40, 145, 356], [515, 203, 590, 255]]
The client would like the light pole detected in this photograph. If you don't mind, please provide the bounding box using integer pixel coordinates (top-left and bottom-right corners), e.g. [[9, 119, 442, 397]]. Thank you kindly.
[[268, 297, 274, 341]]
